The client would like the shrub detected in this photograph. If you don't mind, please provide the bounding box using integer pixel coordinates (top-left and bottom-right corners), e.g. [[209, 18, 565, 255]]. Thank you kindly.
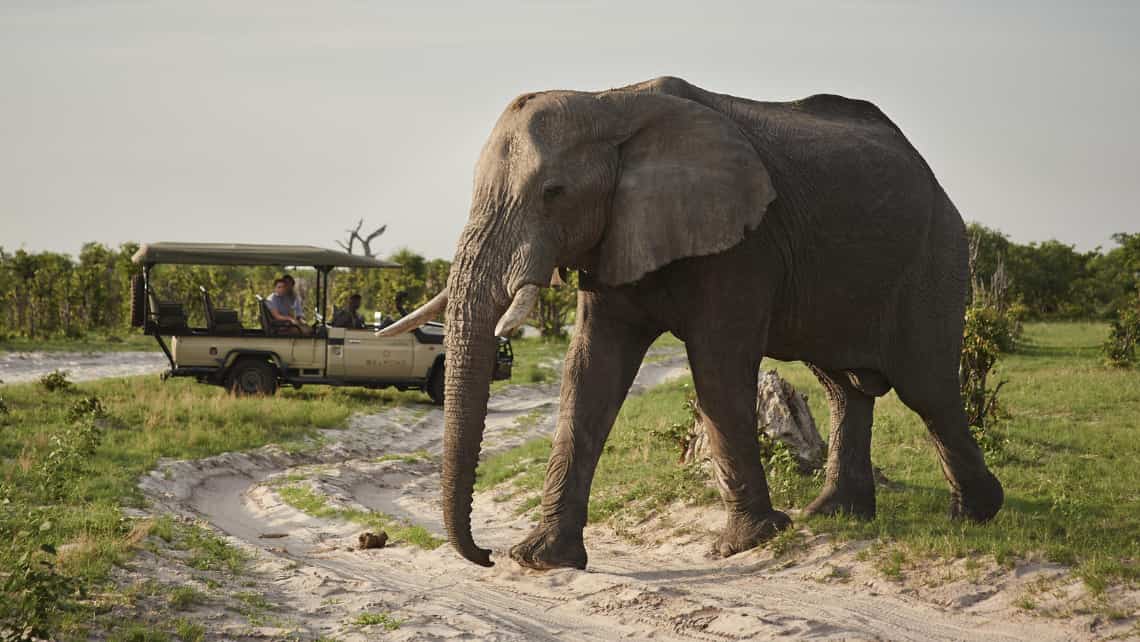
[[960, 302, 1009, 459], [38, 370, 72, 393], [968, 233, 1023, 352], [650, 393, 700, 462], [0, 396, 8, 416], [0, 540, 82, 642], [67, 395, 107, 422], [961, 234, 1012, 458], [35, 421, 103, 501], [1103, 291, 1140, 367]]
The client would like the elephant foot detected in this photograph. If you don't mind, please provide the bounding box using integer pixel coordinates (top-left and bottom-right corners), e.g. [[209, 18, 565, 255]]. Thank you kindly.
[[509, 525, 587, 571], [712, 509, 792, 558], [949, 472, 1004, 523], [802, 480, 876, 520]]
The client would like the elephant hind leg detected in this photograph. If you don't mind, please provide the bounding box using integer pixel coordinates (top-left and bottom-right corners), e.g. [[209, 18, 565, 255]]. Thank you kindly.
[[893, 371, 1004, 522], [802, 365, 877, 519]]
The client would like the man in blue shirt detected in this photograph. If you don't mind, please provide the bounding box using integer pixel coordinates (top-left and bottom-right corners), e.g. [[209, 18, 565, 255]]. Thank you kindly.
[[266, 276, 310, 335]]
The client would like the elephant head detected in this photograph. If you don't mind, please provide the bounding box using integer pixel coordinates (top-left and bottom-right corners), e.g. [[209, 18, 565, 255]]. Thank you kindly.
[[381, 79, 777, 566]]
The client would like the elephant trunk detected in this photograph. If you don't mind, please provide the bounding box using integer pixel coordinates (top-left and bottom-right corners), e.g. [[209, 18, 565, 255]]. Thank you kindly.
[[441, 271, 503, 567], [442, 202, 554, 566]]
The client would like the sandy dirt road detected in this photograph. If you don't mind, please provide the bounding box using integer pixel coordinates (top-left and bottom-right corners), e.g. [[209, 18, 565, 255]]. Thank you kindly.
[[0, 350, 166, 384], [134, 353, 1126, 641]]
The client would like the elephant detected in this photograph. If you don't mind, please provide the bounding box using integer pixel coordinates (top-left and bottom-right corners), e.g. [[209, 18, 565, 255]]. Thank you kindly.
[[380, 76, 1004, 570]]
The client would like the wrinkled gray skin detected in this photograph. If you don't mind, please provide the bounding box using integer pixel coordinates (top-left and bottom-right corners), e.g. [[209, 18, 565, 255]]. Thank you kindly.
[[441, 76, 1004, 569]]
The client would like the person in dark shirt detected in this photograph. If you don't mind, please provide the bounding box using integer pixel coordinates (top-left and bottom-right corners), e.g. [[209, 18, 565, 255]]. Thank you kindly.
[[331, 293, 366, 329]]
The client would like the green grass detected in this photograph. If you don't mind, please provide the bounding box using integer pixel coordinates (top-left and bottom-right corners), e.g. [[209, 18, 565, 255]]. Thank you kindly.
[[179, 524, 247, 574], [0, 375, 426, 638], [173, 619, 205, 642], [476, 378, 718, 526], [493, 336, 568, 390], [167, 586, 206, 610], [476, 322, 1139, 589], [352, 611, 403, 630], [0, 332, 157, 354], [276, 483, 443, 550]]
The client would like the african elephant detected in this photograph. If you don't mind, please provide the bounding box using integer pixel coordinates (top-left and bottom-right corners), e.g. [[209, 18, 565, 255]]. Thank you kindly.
[[381, 76, 1004, 570]]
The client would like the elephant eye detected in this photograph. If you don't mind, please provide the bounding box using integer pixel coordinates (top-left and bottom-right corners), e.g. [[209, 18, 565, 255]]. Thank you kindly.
[[542, 184, 565, 202]]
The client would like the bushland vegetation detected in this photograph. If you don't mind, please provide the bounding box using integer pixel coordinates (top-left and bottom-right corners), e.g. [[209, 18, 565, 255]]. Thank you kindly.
[[0, 243, 582, 348], [4, 223, 1137, 348]]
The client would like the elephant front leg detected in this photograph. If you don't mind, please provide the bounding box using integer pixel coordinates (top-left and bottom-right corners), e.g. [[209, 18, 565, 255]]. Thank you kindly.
[[509, 301, 656, 570], [687, 340, 791, 557]]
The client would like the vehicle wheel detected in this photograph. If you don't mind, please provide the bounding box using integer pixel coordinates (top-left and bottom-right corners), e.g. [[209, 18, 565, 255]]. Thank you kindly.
[[427, 363, 445, 406], [226, 358, 278, 396], [129, 274, 146, 328]]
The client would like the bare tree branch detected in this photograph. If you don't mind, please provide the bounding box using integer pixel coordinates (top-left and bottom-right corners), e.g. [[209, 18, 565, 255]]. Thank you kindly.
[[360, 224, 388, 258], [336, 219, 386, 256], [337, 219, 364, 254]]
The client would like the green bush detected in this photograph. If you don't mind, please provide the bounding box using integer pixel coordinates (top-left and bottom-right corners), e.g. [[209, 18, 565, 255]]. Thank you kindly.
[[649, 393, 700, 461], [0, 540, 82, 642], [960, 303, 1009, 458], [67, 395, 107, 422], [961, 234, 1014, 458], [35, 421, 103, 502], [38, 370, 72, 393], [1103, 292, 1140, 367]]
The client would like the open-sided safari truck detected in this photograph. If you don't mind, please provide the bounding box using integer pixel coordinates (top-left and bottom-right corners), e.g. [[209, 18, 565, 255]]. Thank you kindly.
[[130, 242, 512, 404]]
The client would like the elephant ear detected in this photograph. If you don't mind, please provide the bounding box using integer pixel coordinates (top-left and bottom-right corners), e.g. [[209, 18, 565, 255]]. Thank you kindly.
[[595, 93, 776, 286]]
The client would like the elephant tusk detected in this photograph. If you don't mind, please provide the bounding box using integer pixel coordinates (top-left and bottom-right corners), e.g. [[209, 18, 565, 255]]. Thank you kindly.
[[494, 284, 540, 337], [375, 289, 448, 336]]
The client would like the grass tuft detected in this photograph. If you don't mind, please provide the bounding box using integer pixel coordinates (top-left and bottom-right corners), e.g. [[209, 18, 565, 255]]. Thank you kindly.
[[352, 611, 403, 630]]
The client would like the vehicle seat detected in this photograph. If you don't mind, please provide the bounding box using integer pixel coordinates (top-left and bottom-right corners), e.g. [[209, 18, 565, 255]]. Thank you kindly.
[[199, 286, 242, 335], [146, 288, 189, 333], [256, 295, 297, 337]]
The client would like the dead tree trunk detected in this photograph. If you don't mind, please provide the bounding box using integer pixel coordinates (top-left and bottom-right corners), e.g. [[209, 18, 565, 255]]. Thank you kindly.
[[335, 219, 388, 257]]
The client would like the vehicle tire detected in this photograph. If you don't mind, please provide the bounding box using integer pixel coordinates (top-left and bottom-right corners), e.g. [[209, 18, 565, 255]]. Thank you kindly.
[[129, 274, 146, 328], [427, 362, 445, 406], [226, 358, 278, 397]]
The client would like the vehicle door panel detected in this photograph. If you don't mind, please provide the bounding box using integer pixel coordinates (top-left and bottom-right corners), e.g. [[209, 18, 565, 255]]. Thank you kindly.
[[343, 329, 413, 378], [326, 327, 347, 377]]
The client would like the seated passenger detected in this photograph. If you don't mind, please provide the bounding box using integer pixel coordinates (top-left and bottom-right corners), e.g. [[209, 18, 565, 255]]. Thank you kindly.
[[282, 274, 304, 312], [267, 277, 311, 335], [331, 294, 366, 329]]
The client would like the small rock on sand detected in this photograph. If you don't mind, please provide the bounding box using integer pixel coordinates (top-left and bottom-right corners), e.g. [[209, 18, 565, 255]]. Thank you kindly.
[[358, 531, 388, 550]]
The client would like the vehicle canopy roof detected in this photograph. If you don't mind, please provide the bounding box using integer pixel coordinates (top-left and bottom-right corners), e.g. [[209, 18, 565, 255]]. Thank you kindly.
[[132, 242, 401, 269]]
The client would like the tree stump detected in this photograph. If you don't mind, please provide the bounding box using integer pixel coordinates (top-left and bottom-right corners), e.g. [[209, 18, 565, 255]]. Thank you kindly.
[[683, 370, 825, 473]]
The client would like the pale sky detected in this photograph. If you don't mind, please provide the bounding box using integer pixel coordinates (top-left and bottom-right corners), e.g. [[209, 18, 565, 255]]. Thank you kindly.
[[2, 1, 1138, 259]]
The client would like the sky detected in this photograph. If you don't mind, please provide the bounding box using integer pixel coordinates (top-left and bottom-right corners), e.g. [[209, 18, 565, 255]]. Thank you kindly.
[[2, 1, 1138, 259]]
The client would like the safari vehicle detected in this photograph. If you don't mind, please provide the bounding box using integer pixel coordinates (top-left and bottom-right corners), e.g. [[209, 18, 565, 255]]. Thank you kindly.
[[129, 242, 513, 404]]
